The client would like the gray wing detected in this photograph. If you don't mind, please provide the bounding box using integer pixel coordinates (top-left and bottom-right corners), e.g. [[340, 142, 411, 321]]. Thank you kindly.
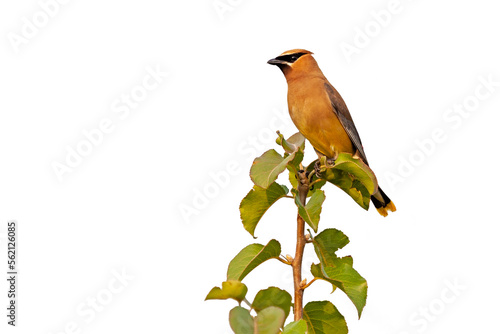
[[324, 82, 368, 164]]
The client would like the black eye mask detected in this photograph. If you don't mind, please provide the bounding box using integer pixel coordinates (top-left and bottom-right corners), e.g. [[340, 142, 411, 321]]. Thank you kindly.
[[274, 52, 307, 64]]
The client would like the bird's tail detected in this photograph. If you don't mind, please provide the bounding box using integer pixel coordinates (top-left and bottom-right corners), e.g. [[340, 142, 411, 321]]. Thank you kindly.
[[371, 187, 396, 217]]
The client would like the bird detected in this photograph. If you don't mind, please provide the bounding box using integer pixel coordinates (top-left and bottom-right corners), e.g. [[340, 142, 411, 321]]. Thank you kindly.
[[267, 49, 396, 217]]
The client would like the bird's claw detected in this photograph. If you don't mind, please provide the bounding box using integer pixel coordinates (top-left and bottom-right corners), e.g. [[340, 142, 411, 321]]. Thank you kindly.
[[314, 157, 336, 178], [326, 158, 336, 166], [314, 160, 323, 178]]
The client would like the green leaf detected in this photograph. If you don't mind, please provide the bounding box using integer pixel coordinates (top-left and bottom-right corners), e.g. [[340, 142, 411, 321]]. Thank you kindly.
[[317, 153, 377, 210], [250, 132, 306, 189], [255, 306, 286, 334], [321, 168, 353, 190], [323, 262, 368, 319], [337, 255, 353, 267], [286, 150, 304, 174], [312, 229, 350, 267], [294, 189, 325, 232], [303, 301, 348, 334], [206, 286, 226, 300], [229, 306, 285, 334], [288, 170, 299, 190], [311, 229, 368, 318], [333, 154, 377, 194], [276, 131, 305, 154], [229, 306, 254, 333], [283, 320, 308, 334], [252, 287, 292, 319], [205, 280, 248, 303], [310, 263, 337, 293], [227, 239, 281, 281], [240, 182, 289, 237], [283, 132, 305, 171], [251, 149, 295, 189]]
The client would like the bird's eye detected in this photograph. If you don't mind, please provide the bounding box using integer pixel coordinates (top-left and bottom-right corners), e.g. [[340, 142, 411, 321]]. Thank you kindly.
[[275, 53, 306, 64]]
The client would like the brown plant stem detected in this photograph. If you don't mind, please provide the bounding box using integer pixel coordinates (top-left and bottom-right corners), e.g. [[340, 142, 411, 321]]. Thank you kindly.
[[293, 169, 309, 320]]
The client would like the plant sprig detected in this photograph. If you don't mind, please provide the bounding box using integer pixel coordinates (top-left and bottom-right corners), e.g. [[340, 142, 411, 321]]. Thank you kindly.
[[206, 131, 376, 334]]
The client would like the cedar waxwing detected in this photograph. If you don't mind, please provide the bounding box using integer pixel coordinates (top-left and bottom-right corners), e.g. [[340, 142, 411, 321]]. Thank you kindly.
[[268, 49, 396, 217]]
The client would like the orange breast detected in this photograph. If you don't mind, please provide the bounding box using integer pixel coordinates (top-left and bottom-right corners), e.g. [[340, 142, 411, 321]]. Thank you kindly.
[[287, 77, 354, 158]]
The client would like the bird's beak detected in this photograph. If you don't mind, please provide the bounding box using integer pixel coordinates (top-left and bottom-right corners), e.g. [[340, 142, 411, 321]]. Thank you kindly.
[[267, 57, 286, 66]]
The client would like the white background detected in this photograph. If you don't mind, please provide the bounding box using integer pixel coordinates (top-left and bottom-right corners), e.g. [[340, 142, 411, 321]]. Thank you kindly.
[[1, 0, 499, 333]]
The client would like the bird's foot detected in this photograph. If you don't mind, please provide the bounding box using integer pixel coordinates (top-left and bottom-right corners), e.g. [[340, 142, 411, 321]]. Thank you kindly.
[[314, 160, 323, 178], [314, 157, 336, 178], [326, 158, 336, 166]]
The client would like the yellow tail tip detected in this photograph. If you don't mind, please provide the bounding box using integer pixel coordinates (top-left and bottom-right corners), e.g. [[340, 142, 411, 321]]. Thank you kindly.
[[376, 201, 397, 217]]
